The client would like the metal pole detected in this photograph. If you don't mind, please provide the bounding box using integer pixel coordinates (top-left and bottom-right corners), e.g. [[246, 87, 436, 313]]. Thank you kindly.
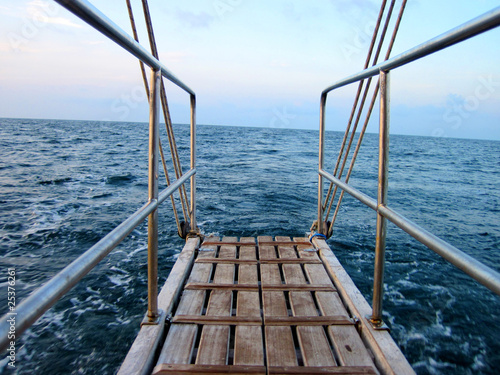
[[190, 93, 197, 232], [147, 68, 161, 321], [371, 69, 390, 327], [317, 93, 327, 235]]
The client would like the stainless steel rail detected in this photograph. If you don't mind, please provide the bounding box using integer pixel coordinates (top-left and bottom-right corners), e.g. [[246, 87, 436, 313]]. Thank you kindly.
[[0, 0, 196, 352], [318, 6, 500, 327], [55, 0, 194, 95], [0, 170, 194, 351]]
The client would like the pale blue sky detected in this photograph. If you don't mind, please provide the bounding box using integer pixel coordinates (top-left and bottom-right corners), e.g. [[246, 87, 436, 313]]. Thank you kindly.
[[0, 0, 499, 139]]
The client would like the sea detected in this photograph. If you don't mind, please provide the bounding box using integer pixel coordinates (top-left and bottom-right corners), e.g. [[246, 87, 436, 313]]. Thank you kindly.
[[0, 118, 499, 374]]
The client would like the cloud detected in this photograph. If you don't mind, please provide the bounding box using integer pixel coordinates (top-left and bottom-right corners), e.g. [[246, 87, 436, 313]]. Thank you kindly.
[[43, 16, 83, 28], [175, 9, 214, 28]]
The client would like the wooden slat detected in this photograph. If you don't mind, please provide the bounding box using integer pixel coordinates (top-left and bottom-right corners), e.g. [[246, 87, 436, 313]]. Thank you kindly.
[[206, 290, 232, 316], [304, 263, 334, 286], [257, 236, 276, 260], [260, 259, 322, 264], [119, 237, 200, 375], [265, 326, 297, 367], [289, 291, 317, 316], [264, 316, 354, 326], [154, 365, 376, 375], [315, 292, 349, 318], [268, 366, 377, 374], [327, 325, 376, 369], [282, 264, 307, 284], [196, 325, 230, 365], [239, 238, 257, 261], [235, 266, 264, 365], [173, 315, 261, 325], [276, 237, 297, 259], [153, 364, 267, 374], [260, 263, 282, 285], [237, 291, 260, 318], [297, 326, 337, 366], [263, 291, 288, 317], [235, 326, 264, 366], [156, 325, 197, 365], [195, 259, 258, 264], [262, 235, 297, 368], [262, 284, 334, 292], [185, 283, 258, 291], [195, 237, 235, 366], [280, 240, 337, 369], [175, 290, 206, 315]]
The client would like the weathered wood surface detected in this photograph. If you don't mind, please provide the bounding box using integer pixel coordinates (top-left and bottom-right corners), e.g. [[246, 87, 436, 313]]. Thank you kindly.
[[117, 237, 200, 375], [147, 236, 413, 375]]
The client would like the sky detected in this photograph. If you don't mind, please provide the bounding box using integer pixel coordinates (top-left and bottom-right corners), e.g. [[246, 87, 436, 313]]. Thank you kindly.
[[0, 0, 499, 140]]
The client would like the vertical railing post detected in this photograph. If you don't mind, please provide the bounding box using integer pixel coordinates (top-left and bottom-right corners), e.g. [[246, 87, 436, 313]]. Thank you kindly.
[[190, 94, 197, 232], [317, 93, 327, 235], [147, 68, 161, 321], [370, 69, 390, 328]]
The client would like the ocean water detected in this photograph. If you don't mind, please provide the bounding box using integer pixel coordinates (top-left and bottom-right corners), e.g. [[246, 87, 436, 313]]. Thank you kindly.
[[0, 118, 499, 374]]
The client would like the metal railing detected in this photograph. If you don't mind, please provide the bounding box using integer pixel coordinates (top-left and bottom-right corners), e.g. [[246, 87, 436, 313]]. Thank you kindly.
[[0, 0, 197, 351], [317, 6, 500, 327]]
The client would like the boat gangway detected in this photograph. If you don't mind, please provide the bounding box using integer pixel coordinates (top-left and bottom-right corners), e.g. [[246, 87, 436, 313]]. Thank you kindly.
[[1, 1, 499, 374]]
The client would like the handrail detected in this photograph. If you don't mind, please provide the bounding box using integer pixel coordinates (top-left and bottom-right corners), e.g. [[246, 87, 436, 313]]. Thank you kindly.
[[321, 6, 500, 96], [54, 0, 194, 96], [0, 0, 197, 352], [0, 170, 194, 352], [317, 6, 500, 327]]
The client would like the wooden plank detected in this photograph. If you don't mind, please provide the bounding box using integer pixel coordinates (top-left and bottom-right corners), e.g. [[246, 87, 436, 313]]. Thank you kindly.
[[258, 235, 276, 260], [156, 324, 197, 365], [172, 315, 261, 325], [260, 259, 322, 264], [304, 263, 334, 286], [260, 263, 282, 285], [264, 316, 354, 326], [327, 325, 375, 369], [263, 291, 288, 317], [175, 290, 206, 315], [235, 326, 264, 366], [282, 264, 307, 284], [315, 292, 349, 318], [313, 237, 414, 374], [276, 236, 297, 259], [213, 264, 235, 284], [281, 242, 337, 369], [196, 325, 230, 365], [239, 236, 256, 257], [268, 367, 376, 374], [294, 237, 319, 262], [265, 326, 297, 367], [237, 291, 260, 318], [206, 290, 232, 316], [262, 284, 335, 292], [152, 364, 267, 374], [118, 237, 200, 375], [194, 237, 236, 367], [297, 326, 337, 366], [289, 291, 316, 316], [195, 259, 258, 264], [185, 283, 258, 291], [219, 236, 237, 259]]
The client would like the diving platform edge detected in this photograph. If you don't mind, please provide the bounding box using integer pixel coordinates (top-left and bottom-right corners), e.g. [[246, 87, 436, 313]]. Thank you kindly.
[[117, 236, 415, 375]]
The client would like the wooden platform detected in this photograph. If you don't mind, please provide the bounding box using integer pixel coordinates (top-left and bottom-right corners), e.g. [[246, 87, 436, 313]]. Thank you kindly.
[[119, 236, 415, 375]]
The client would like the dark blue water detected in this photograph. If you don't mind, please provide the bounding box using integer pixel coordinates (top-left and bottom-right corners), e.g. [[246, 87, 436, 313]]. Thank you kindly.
[[0, 118, 499, 374]]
